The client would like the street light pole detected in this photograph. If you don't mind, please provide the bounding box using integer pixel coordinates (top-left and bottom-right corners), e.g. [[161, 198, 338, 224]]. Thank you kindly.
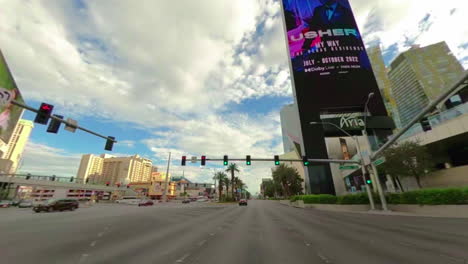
[[310, 121, 375, 210], [363, 93, 389, 211]]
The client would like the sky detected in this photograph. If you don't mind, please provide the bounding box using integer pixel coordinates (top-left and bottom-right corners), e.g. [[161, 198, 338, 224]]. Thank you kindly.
[[1, 0, 467, 193]]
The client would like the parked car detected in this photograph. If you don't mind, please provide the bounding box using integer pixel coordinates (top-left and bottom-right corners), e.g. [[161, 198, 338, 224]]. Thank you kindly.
[[10, 200, 21, 206], [239, 199, 248, 206], [33, 198, 79, 213], [18, 200, 33, 208], [182, 199, 190, 204], [138, 200, 154, 207], [0, 200, 12, 208]]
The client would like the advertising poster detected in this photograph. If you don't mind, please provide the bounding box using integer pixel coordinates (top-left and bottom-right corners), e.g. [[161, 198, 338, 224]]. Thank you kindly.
[[281, 0, 387, 113], [0, 50, 25, 143]]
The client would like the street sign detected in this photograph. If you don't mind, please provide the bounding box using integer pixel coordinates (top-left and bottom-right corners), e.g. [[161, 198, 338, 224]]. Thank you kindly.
[[373, 157, 386, 166], [191, 156, 197, 163], [64, 118, 78, 132], [339, 165, 359, 170]]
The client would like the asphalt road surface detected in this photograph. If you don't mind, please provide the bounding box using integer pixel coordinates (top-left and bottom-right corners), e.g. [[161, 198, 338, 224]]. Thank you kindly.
[[1, 200, 468, 264]]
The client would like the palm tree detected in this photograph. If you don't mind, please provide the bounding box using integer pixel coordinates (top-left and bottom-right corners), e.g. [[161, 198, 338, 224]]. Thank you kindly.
[[223, 177, 230, 201], [213, 172, 227, 200], [226, 163, 240, 200]]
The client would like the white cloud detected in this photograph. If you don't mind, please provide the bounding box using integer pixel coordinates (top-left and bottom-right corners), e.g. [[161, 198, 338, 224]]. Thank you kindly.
[[3, 0, 467, 192], [18, 141, 82, 177], [351, 0, 468, 67]]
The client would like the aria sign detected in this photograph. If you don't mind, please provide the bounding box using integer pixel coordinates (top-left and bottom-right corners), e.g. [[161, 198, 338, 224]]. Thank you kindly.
[[339, 116, 365, 129], [323, 115, 395, 132]]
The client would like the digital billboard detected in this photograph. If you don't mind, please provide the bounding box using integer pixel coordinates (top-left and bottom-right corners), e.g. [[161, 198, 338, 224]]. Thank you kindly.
[[282, 0, 387, 114], [0, 50, 25, 144], [280, 0, 389, 195]]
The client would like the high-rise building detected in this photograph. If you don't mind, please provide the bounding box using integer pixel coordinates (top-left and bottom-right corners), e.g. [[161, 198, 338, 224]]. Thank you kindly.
[[76, 154, 153, 185], [367, 45, 401, 128], [1, 119, 34, 173], [76, 154, 104, 183], [279, 104, 303, 154], [388, 42, 465, 126], [100, 155, 152, 185]]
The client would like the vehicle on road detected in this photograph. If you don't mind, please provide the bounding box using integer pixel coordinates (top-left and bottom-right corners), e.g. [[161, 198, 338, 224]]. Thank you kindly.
[[18, 200, 33, 208], [182, 199, 190, 204], [116, 196, 140, 205], [239, 199, 248, 206], [138, 200, 154, 206], [33, 198, 79, 213], [0, 200, 12, 208], [197, 196, 208, 202]]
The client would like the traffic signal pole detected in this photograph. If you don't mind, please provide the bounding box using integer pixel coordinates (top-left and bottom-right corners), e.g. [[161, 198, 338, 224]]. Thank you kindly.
[[11, 100, 117, 144]]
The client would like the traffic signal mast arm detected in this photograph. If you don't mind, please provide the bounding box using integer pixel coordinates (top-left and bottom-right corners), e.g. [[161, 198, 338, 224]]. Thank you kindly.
[[11, 100, 117, 144], [184, 157, 359, 164]]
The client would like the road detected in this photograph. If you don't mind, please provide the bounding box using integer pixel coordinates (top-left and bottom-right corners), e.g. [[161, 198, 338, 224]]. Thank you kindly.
[[1, 200, 468, 264]]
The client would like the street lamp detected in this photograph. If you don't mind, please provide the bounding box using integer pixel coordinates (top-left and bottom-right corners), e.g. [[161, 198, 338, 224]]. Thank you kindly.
[[310, 121, 375, 210], [362, 92, 389, 211]]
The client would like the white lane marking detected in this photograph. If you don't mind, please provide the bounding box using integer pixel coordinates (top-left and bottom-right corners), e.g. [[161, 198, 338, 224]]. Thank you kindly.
[[209, 233, 215, 236], [97, 232, 104, 237], [197, 239, 207, 246], [176, 253, 191, 263], [78, 254, 90, 264], [317, 253, 332, 263], [90, 241, 97, 247]]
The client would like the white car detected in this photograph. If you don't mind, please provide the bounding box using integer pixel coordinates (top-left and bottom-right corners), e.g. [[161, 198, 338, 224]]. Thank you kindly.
[[116, 196, 141, 205]]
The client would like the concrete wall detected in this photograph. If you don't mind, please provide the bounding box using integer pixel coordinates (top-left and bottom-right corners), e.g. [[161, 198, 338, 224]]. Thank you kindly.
[[399, 165, 468, 191]]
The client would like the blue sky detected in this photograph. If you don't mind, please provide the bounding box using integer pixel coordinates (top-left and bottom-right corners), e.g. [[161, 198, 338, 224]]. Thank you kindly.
[[1, 0, 467, 192]]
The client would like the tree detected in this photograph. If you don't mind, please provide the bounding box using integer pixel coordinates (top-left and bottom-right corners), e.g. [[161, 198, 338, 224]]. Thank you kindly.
[[272, 164, 303, 197], [213, 172, 228, 200], [225, 163, 240, 200], [381, 141, 434, 189], [223, 177, 231, 201]]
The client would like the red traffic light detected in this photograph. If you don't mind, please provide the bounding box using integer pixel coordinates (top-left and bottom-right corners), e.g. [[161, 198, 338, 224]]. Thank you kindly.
[[201, 155, 206, 166], [41, 104, 52, 111], [181, 156, 186, 166]]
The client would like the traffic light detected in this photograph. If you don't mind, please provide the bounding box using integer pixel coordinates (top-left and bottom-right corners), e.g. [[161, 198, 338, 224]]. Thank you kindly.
[[223, 155, 228, 166], [274, 155, 280, 165], [201, 155, 206, 166], [34, 103, 54, 125], [246, 155, 251, 165], [46, 114, 63, 134], [302, 156, 310, 166], [181, 156, 186, 166], [364, 174, 372, 184], [420, 117, 432, 132], [69, 177, 74, 182], [51, 175, 56, 181], [104, 136, 115, 151]]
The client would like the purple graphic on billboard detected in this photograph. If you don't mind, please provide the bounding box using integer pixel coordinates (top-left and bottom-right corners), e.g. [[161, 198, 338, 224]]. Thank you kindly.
[[283, 0, 371, 75]]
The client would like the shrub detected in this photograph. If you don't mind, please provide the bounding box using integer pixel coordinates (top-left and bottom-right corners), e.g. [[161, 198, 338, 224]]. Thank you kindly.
[[336, 193, 369, 204], [400, 191, 419, 204], [386, 193, 402, 204], [415, 188, 466, 205], [289, 187, 468, 205]]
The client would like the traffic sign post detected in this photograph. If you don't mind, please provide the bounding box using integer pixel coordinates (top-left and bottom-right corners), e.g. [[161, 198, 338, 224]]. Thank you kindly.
[[339, 165, 359, 170]]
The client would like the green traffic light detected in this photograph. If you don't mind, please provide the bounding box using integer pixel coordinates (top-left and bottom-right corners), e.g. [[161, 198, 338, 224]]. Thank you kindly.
[[366, 180, 372, 184], [304, 162, 310, 166], [246, 161, 251, 165], [224, 162, 228, 165], [275, 161, 280, 165]]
